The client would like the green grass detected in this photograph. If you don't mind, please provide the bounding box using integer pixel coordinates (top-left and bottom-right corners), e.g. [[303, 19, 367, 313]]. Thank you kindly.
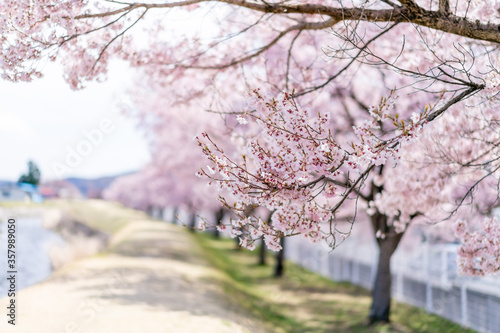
[[194, 232, 477, 333]]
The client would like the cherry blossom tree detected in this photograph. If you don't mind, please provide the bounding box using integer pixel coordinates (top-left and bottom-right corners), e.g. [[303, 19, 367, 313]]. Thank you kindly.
[[103, 81, 229, 226], [3, 0, 500, 324], [102, 170, 152, 211]]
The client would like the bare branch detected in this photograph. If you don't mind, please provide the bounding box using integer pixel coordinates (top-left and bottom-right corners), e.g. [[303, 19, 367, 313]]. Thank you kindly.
[[88, 9, 148, 75], [330, 164, 375, 213], [426, 85, 484, 122], [296, 23, 399, 96], [71, 0, 500, 44], [177, 17, 338, 70]]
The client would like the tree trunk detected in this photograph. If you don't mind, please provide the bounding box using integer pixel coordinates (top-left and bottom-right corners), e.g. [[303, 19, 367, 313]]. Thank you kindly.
[[171, 207, 178, 225], [234, 228, 242, 249], [213, 207, 224, 238], [274, 237, 285, 277], [161, 207, 166, 221], [369, 213, 404, 324], [258, 210, 274, 265], [258, 236, 266, 265], [188, 211, 197, 232]]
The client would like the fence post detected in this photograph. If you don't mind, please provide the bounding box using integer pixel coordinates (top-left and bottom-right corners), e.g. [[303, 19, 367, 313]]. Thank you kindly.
[[441, 248, 448, 286], [353, 260, 359, 285], [335, 256, 342, 281], [425, 242, 433, 312], [370, 250, 378, 292], [398, 270, 403, 300], [395, 255, 404, 301], [461, 283, 468, 327], [347, 258, 352, 281], [319, 245, 329, 277]]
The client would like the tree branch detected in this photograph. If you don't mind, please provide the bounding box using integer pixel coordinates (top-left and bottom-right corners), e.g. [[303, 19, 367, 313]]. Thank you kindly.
[[71, 1, 500, 44], [426, 85, 484, 123], [177, 17, 338, 70], [439, 0, 450, 16]]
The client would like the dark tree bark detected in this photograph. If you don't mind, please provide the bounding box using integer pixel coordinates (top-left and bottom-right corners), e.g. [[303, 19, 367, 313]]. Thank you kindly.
[[258, 210, 274, 265], [274, 237, 286, 277], [188, 211, 197, 232], [368, 212, 404, 324], [213, 207, 224, 238], [258, 236, 267, 266]]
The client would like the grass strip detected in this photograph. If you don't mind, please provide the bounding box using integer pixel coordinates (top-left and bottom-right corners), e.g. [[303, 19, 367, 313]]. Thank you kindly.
[[194, 232, 476, 333]]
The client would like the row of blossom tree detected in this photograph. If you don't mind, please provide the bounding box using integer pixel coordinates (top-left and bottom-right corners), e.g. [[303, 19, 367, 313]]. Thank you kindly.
[[3, 0, 500, 324]]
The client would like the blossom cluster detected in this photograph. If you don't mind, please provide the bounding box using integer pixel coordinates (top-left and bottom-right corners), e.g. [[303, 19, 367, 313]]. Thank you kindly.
[[197, 90, 427, 250], [349, 91, 432, 170], [454, 218, 500, 276], [0, 0, 131, 88]]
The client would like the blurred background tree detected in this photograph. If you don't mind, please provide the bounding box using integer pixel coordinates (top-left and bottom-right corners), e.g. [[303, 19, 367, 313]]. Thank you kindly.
[[18, 160, 41, 186]]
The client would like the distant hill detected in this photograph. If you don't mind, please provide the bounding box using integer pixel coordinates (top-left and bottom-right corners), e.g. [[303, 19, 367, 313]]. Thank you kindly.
[[65, 171, 136, 198], [0, 180, 14, 186], [1, 171, 136, 199]]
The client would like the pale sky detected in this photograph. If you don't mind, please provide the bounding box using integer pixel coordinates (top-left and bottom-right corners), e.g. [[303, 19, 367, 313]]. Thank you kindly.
[[0, 61, 151, 181]]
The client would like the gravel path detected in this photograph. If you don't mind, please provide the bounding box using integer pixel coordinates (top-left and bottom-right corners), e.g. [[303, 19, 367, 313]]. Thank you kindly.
[[0, 219, 263, 333]]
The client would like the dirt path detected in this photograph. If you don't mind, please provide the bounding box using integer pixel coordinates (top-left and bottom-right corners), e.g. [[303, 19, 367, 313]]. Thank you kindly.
[[0, 219, 263, 333]]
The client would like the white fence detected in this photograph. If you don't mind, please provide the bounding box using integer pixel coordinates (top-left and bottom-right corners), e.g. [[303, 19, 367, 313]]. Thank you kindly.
[[286, 236, 500, 333]]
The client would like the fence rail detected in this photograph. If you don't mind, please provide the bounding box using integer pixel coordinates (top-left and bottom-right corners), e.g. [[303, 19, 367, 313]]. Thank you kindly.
[[286, 237, 500, 333]]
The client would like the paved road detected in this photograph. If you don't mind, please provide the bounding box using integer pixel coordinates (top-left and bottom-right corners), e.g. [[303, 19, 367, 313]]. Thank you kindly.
[[0, 219, 262, 333]]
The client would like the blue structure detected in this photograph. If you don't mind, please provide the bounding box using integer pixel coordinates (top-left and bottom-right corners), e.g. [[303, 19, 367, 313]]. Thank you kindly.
[[0, 182, 44, 203]]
